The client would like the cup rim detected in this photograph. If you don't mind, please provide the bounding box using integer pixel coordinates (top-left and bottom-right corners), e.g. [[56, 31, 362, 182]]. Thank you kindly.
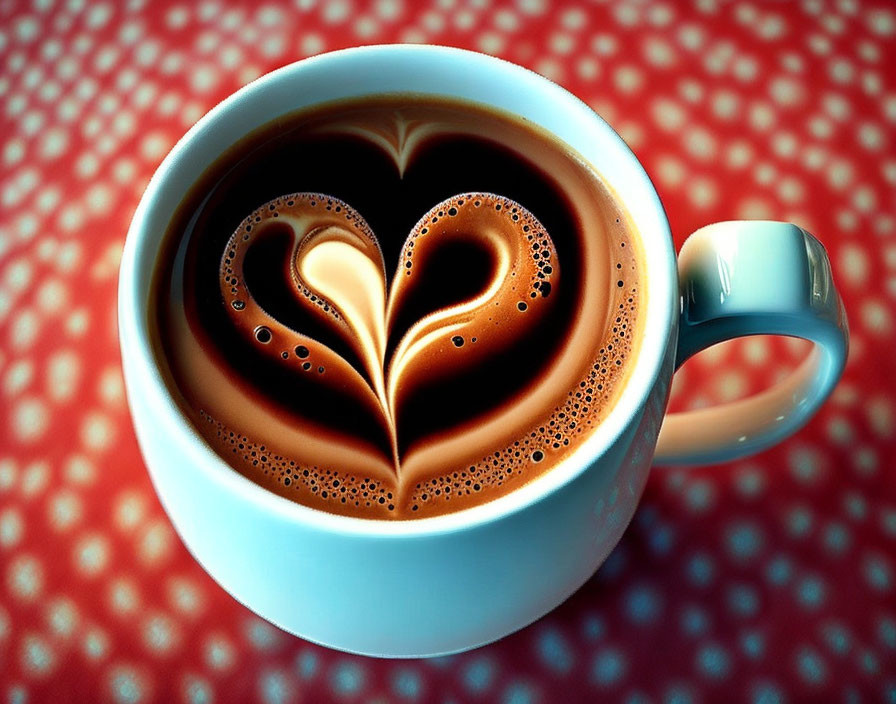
[[119, 44, 676, 538]]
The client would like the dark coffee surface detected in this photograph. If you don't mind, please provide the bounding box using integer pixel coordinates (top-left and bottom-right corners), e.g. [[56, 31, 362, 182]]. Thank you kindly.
[[151, 96, 644, 519]]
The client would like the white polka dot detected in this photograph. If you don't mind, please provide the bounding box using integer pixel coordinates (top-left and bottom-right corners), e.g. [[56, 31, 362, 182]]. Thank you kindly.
[[142, 612, 181, 655], [534, 58, 564, 82], [826, 158, 854, 190], [140, 132, 171, 161], [549, 31, 575, 55], [57, 241, 83, 274], [48, 490, 83, 531], [21, 460, 49, 498], [299, 32, 325, 56], [113, 157, 138, 185], [591, 33, 618, 56], [85, 183, 114, 215], [852, 184, 877, 212], [576, 56, 600, 81], [612, 3, 639, 26], [15, 15, 40, 43], [613, 65, 644, 94], [375, 0, 403, 21], [0, 458, 18, 493], [780, 51, 805, 73], [856, 38, 881, 62], [875, 215, 895, 236], [861, 70, 883, 96], [85, 2, 113, 28], [769, 76, 805, 106], [322, 0, 351, 22], [449, 10, 473, 31], [711, 89, 740, 120], [654, 155, 687, 187], [36, 186, 61, 214], [107, 664, 150, 704], [160, 52, 183, 75], [45, 597, 79, 638], [138, 520, 175, 566], [166, 577, 204, 617], [828, 57, 855, 84], [38, 126, 69, 160], [885, 244, 896, 269], [861, 299, 892, 335], [618, 122, 644, 149], [47, 349, 81, 402], [74, 533, 111, 577], [7, 553, 44, 601], [808, 114, 834, 139], [66, 307, 90, 337], [688, 177, 718, 208], [0, 507, 24, 549], [114, 490, 148, 533], [777, 176, 805, 204], [679, 79, 704, 103], [866, 8, 896, 35], [181, 674, 213, 704], [83, 626, 110, 661], [866, 396, 895, 438], [12, 396, 49, 442], [703, 42, 734, 74], [36, 278, 68, 316], [59, 204, 85, 232], [166, 5, 189, 28], [643, 36, 676, 67], [755, 12, 787, 39], [856, 121, 885, 151], [80, 410, 116, 452], [881, 95, 896, 124], [821, 93, 851, 122], [749, 101, 776, 131], [108, 576, 141, 615], [157, 91, 182, 116], [677, 22, 705, 50], [651, 98, 686, 131], [516, 0, 546, 14], [204, 633, 236, 671], [4, 257, 33, 293], [20, 632, 57, 677], [836, 209, 858, 231], [684, 127, 718, 160], [838, 244, 869, 286], [771, 131, 798, 159], [826, 415, 855, 445], [476, 32, 505, 55], [3, 360, 33, 397], [736, 197, 774, 219], [646, 2, 674, 26], [190, 65, 219, 93], [3, 138, 26, 166], [118, 19, 144, 44]]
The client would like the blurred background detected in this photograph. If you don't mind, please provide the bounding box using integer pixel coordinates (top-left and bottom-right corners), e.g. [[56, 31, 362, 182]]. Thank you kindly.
[[1, 0, 894, 701]]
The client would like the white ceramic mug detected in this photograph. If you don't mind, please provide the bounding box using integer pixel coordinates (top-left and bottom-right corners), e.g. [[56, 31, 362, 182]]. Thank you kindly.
[[118, 45, 848, 658]]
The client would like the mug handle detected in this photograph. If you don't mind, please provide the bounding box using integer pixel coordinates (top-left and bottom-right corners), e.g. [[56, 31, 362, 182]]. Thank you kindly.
[[654, 221, 849, 465]]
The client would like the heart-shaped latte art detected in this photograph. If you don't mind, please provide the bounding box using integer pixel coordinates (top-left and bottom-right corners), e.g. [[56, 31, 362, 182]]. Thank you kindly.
[[220, 192, 559, 477]]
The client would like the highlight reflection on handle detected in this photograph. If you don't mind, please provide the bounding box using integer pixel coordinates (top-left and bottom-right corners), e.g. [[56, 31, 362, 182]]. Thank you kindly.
[[654, 221, 849, 466]]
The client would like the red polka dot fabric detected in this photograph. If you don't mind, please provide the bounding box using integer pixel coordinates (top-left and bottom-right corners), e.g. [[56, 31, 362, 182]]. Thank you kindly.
[[2, 1, 895, 702]]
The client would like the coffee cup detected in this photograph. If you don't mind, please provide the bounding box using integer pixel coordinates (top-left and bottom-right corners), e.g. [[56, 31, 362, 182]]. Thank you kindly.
[[119, 45, 848, 657]]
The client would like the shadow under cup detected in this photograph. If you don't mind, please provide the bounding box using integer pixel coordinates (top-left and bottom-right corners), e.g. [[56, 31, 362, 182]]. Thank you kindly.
[[119, 45, 677, 657]]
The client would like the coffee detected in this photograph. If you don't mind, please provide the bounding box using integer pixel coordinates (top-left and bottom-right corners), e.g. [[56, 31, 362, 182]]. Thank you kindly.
[[150, 96, 644, 519]]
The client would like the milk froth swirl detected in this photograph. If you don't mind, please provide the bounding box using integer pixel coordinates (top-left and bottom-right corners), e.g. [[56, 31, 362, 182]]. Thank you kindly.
[[220, 192, 559, 474]]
